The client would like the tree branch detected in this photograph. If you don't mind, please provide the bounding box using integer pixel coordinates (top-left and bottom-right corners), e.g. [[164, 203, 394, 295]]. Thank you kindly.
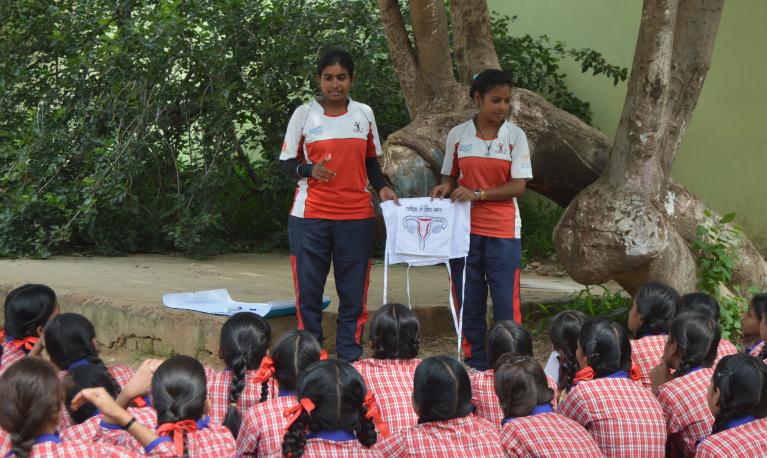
[[409, 0, 457, 93], [450, 0, 500, 85]]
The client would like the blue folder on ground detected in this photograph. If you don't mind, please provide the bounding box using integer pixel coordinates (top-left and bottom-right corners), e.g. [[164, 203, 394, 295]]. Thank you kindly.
[[162, 289, 330, 318]]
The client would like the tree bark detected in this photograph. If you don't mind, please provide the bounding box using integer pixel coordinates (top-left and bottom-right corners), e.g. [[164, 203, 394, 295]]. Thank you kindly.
[[450, 0, 500, 84]]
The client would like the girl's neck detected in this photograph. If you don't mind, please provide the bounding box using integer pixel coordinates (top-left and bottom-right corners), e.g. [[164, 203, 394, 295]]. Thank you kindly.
[[320, 97, 348, 115], [474, 115, 503, 138]]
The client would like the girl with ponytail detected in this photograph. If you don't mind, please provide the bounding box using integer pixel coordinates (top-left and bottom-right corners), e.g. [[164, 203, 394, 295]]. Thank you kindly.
[[377, 356, 503, 457], [548, 310, 587, 398], [649, 312, 720, 456], [696, 353, 767, 457], [353, 303, 421, 435], [280, 359, 386, 457], [1, 284, 58, 376], [207, 312, 271, 436], [558, 318, 666, 457], [237, 330, 322, 457]]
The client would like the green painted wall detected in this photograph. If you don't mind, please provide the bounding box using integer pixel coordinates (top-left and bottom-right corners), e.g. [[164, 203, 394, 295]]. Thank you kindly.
[[490, 0, 767, 252]]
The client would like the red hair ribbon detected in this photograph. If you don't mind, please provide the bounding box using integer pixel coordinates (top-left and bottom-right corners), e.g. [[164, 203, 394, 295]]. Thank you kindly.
[[629, 363, 641, 382], [362, 392, 390, 438], [283, 397, 315, 432], [156, 420, 197, 456], [10, 336, 39, 352], [252, 355, 276, 384], [319, 350, 328, 361], [0, 329, 5, 341], [573, 366, 595, 385], [132, 396, 147, 408]]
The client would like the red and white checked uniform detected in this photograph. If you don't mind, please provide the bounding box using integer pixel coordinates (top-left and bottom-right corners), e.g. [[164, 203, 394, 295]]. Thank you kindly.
[[558, 375, 666, 458], [631, 335, 667, 389], [352, 358, 420, 435], [375, 414, 504, 457], [0, 435, 137, 458], [749, 341, 765, 358], [715, 340, 738, 363], [501, 411, 603, 457], [470, 368, 559, 426], [236, 393, 296, 457], [695, 417, 767, 457], [0, 341, 26, 376], [60, 407, 157, 454], [205, 367, 272, 426], [657, 367, 714, 457], [145, 422, 236, 457]]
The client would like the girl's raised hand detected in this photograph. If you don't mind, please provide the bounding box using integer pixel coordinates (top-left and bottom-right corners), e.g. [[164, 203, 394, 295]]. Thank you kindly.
[[116, 358, 163, 408], [72, 387, 132, 426]]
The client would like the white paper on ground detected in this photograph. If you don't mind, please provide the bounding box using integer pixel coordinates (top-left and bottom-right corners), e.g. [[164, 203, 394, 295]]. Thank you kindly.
[[162, 289, 271, 317], [544, 351, 561, 384]]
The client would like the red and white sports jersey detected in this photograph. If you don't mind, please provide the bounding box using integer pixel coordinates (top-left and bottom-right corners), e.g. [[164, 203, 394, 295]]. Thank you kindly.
[[695, 417, 767, 457], [501, 411, 603, 457], [375, 414, 504, 457], [469, 368, 559, 426], [145, 422, 236, 457], [657, 367, 714, 457], [281, 98, 382, 220], [631, 334, 667, 389], [352, 358, 420, 435], [205, 367, 273, 426], [236, 393, 296, 457], [0, 341, 26, 376], [557, 375, 666, 457], [441, 119, 532, 239], [0, 435, 136, 458], [60, 407, 157, 454]]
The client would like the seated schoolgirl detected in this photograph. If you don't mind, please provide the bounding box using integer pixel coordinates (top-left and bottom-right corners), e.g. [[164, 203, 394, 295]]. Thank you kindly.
[[237, 330, 322, 457], [548, 310, 587, 402], [470, 321, 559, 426], [377, 356, 504, 457], [679, 293, 738, 361], [629, 282, 680, 388], [280, 359, 387, 457], [0, 357, 134, 458], [558, 318, 666, 457], [207, 312, 271, 436], [494, 353, 602, 457], [743, 293, 767, 355], [695, 353, 767, 457], [0, 284, 58, 376], [353, 303, 421, 435], [649, 312, 720, 457]]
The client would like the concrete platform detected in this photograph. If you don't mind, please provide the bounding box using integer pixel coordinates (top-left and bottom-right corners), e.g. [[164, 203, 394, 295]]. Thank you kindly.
[[0, 254, 592, 365]]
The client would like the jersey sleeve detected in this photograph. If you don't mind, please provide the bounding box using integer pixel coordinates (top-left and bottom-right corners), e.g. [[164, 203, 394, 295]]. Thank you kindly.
[[441, 127, 459, 177], [364, 106, 383, 158], [509, 126, 533, 179], [279, 104, 307, 161]]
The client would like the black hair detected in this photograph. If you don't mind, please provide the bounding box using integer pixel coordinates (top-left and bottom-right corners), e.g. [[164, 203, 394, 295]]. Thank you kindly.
[[413, 356, 473, 424], [487, 321, 533, 370], [152, 355, 208, 458], [469, 68, 513, 99], [0, 357, 62, 458], [369, 303, 420, 360], [548, 310, 587, 391], [668, 312, 720, 377], [634, 282, 680, 337], [3, 284, 57, 340], [219, 312, 270, 437], [494, 354, 553, 419], [679, 293, 721, 321], [281, 360, 376, 458], [579, 318, 632, 378], [317, 49, 354, 77], [752, 293, 767, 322], [710, 353, 767, 434], [44, 313, 109, 371], [270, 330, 322, 396], [63, 364, 120, 424]]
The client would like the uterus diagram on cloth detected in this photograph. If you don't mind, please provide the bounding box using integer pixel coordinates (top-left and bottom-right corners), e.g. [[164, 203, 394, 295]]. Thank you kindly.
[[395, 202, 451, 257]]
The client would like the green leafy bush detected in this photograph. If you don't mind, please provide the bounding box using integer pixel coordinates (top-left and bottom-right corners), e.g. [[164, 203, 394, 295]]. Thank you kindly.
[[520, 197, 563, 264], [526, 285, 631, 332]]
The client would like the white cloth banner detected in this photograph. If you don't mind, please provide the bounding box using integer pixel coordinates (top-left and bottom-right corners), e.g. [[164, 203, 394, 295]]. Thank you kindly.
[[381, 198, 471, 355]]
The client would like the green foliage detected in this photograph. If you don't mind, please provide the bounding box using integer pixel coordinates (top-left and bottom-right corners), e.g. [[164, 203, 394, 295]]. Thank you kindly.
[[527, 285, 631, 331], [520, 197, 563, 264], [491, 13, 628, 124], [692, 210, 750, 342]]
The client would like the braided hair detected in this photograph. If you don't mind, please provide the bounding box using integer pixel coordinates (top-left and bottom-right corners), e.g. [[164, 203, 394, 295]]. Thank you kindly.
[[219, 312, 270, 437], [0, 358, 62, 458], [269, 330, 322, 399], [369, 303, 420, 360], [668, 312, 720, 378], [579, 318, 632, 378], [709, 354, 767, 434], [548, 310, 587, 391], [413, 356, 473, 424], [281, 360, 376, 458], [63, 364, 121, 424]]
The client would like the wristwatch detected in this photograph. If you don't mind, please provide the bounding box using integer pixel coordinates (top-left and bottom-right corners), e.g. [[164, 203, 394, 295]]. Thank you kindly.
[[474, 189, 482, 201]]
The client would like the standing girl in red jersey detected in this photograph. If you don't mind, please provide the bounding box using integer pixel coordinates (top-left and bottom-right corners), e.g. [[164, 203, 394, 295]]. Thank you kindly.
[[1, 284, 58, 376], [628, 282, 680, 388], [280, 49, 398, 363], [558, 318, 666, 458], [430, 69, 533, 371], [353, 303, 421, 436], [237, 330, 322, 457], [650, 312, 720, 457], [494, 354, 602, 457]]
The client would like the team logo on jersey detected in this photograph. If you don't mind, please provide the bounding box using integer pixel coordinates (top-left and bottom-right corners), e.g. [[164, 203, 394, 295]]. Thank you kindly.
[[353, 121, 363, 133], [459, 143, 472, 153], [496, 143, 504, 155], [403, 216, 448, 251], [307, 126, 323, 138]]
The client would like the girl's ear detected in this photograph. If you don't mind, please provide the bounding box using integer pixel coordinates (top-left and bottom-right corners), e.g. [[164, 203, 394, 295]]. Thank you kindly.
[[36, 324, 45, 337]]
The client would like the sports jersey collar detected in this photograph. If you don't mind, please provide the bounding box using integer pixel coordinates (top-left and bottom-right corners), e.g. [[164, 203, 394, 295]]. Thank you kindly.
[[68, 358, 91, 370], [278, 389, 296, 397], [305, 429, 355, 442], [724, 415, 756, 431], [471, 118, 508, 141], [501, 403, 554, 425]]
